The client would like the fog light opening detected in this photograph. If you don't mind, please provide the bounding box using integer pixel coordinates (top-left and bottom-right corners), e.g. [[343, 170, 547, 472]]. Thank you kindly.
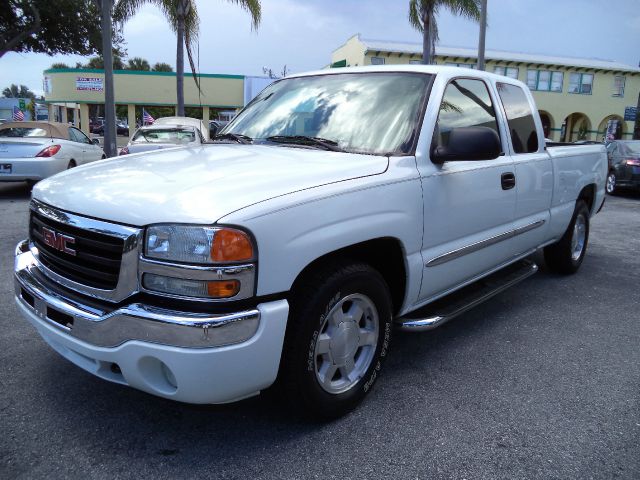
[[161, 362, 177, 389]]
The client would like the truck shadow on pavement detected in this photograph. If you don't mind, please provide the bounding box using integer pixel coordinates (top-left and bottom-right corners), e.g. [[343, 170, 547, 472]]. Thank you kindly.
[[0, 182, 31, 200]]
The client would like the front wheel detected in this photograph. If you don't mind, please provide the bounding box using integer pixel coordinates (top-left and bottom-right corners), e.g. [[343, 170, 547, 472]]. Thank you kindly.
[[544, 200, 590, 274], [606, 171, 617, 195], [280, 261, 393, 419]]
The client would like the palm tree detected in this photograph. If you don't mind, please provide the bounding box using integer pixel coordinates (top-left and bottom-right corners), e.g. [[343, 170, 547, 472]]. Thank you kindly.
[[409, 0, 481, 64], [127, 56, 151, 71], [114, 0, 261, 116]]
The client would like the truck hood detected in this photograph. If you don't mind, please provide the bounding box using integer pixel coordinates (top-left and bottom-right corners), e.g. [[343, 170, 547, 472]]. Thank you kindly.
[[33, 144, 389, 226]]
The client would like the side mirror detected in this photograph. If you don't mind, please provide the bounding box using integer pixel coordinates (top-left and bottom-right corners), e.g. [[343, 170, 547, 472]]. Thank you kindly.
[[431, 126, 502, 164], [92, 138, 100, 145]]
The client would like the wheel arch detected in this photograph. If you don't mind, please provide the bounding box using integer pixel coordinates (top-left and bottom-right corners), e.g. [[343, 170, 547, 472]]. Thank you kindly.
[[577, 183, 596, 214], [290, 237, 408, 316]]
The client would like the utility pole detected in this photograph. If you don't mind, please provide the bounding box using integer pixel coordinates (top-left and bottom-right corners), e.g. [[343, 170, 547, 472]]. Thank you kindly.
[[100, 0, 116, 157], [477, 0, 487, 70], [634, 91, 640, 140]]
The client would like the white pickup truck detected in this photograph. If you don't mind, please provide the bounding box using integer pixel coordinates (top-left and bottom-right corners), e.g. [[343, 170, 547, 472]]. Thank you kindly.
[[14, 66, 606, 418]]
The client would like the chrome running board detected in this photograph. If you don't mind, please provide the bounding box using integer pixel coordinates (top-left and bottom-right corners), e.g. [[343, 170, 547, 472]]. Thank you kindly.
[[395, 259, 538, 332]]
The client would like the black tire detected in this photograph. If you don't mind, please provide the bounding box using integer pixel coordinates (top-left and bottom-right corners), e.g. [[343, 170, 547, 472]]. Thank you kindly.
[[544, 200, 590, 274], [606, 171, 617, 195], [67, 160, 76, 169], [279, 261, 393, 419]]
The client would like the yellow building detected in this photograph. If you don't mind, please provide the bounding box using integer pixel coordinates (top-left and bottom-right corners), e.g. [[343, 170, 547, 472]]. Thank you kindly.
[[332, 34, 640, 141], [42, 68, 272, 137]]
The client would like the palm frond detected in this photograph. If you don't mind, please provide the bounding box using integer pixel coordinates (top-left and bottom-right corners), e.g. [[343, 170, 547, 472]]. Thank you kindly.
[[408, 0, 423, 32], [441, 0, 481, 21], [226, 0, 262, 30]]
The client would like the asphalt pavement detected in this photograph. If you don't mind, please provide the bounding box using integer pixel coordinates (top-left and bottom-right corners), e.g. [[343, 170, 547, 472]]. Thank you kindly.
[[0, 182, 638, 479]]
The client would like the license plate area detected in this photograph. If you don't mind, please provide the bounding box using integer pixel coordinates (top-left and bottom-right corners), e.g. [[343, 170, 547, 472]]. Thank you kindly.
[[0, 163, 11, 174]]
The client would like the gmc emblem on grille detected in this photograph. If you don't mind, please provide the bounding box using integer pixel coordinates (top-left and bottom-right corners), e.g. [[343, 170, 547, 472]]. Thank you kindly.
[[42, 227, 76, 256]]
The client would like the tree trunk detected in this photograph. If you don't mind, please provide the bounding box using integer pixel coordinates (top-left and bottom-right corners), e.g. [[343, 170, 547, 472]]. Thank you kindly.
[[101, 0, 117, 157], [422, 9, 430, 65], [176, 4, 185, 116]]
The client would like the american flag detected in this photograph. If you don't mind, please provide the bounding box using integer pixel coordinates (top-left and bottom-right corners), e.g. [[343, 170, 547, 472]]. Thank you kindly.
[[12, 106, 24, 121], [143, 109, 154, 125]]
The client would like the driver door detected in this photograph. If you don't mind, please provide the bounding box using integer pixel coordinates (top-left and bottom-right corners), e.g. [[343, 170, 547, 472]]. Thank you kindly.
[[416, 77, 518, 302]]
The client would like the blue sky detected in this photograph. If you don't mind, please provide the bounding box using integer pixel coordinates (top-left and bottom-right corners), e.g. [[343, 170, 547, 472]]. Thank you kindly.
[[2, 0, 639, 96]]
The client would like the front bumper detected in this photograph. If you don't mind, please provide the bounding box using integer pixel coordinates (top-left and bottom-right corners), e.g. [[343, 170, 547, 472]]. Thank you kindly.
[[14, 240, 289, 404]]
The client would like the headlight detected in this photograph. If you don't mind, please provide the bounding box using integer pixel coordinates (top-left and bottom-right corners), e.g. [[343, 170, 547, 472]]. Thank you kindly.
[[142, 225, 256, 301], [145, 225, 255, 264]]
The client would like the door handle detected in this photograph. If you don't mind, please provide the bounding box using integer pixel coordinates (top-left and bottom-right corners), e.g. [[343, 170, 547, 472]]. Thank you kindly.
[[501, 172, 516, 190]]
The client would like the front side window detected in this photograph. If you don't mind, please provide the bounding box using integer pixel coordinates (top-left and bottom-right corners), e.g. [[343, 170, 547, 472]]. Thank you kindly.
[[225, 72, 432, 155], [433, 78, 500, 153], [496, 83, 539, 153], [371, 57, 385, 65], [569, 73, 593, 94]]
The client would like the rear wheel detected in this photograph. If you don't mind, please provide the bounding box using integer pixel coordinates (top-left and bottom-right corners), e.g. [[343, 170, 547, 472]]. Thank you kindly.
[[544, 200, 590, 274], [67, 160, 76, 169], [606, 171, 617, 195], [280, 261, 393, 419]]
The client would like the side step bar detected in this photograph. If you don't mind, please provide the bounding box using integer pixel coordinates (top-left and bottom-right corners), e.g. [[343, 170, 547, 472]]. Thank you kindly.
[[395, 259, 538, 332]]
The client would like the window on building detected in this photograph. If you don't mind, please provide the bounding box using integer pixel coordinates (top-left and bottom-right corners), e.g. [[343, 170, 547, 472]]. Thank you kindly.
[[550, 72, 563, 92], [433, 78, 500, 156], [409, 60, 422, 65], [568, 73, 593, 94], [613, 76, 625, 97], [496, 83, 539, 154], [494, 66, 519, 79], [445, 62, 476, 69], [527, 69, 563, 92], [371, 57, 385, 65]]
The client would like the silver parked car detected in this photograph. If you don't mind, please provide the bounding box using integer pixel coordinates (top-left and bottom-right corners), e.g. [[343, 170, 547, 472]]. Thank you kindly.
[[0, 121, 105, 186], [120, 117, 209, 155]]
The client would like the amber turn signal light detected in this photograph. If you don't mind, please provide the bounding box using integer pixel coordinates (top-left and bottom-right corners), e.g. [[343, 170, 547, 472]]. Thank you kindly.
[[211, 229, 254, 262], [207, 280, 240, 298]]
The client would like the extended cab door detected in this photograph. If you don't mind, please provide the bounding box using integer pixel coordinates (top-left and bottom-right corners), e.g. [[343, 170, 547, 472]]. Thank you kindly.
[[416, 76, 518, 302], [494, 82, 553, 255]]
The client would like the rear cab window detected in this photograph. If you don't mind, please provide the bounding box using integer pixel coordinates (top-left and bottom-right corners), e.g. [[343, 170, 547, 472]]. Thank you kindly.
[[496, 83, 539, 153]]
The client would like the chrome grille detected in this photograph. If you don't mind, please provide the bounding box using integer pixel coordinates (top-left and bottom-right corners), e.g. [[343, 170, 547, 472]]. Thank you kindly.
[[30, 210, 124, 290]]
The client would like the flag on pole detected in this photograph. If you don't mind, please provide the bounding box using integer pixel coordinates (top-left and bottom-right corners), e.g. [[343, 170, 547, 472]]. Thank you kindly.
[[143, 109, 154, 125], [12, 106, 25, 121]]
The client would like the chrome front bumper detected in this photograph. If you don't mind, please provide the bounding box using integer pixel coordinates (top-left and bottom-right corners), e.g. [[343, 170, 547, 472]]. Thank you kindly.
[[14, 240, 260, 348]]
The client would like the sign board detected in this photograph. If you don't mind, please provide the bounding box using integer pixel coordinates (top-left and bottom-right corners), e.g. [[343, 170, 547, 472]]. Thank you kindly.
[[18, 99, 25, 110], [76, 76, 104, 92], [43, 76, 51, 94], [624, 106, 637, 122]]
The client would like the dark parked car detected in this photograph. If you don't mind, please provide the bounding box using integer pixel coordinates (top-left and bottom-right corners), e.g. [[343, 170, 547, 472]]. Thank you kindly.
[[606, 140, 640, 194], [89, 118, 104, 134], [92, 122, 129, 136], [209, 120, 229, 138]]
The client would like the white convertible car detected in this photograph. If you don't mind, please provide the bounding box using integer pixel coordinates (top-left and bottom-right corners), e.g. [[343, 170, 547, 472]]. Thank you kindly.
[[0, 121, 105, 186]]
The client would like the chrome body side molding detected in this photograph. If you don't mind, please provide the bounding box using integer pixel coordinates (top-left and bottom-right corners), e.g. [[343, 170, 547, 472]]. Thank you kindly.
[[425, 220, 545, 267]]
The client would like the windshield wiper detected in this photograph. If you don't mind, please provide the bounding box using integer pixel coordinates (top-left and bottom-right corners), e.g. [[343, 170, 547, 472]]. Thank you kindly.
[[214, 133, 253, 144], [265, 135, 344, 152]]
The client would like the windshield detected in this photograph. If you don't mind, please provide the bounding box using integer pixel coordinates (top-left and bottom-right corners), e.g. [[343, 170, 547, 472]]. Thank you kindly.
[[224, 72, 432, 155], [132, 127, 196, 144], [0, 127, 48, 138]]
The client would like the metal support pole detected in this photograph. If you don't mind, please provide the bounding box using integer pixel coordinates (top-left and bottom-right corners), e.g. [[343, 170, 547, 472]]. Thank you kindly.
[[477, 0, 487, 71], [101, 0, 117, 157]]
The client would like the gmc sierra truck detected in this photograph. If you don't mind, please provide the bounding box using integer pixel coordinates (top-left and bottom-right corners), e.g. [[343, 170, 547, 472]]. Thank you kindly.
[[14, 66, 607, 418]]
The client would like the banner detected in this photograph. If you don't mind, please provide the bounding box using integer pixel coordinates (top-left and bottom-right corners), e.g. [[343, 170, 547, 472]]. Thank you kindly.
[[76, 77, 104, 92]]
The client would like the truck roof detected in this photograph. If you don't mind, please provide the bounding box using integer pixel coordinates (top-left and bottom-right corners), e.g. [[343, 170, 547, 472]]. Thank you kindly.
[[287, 64, 525, 85]]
